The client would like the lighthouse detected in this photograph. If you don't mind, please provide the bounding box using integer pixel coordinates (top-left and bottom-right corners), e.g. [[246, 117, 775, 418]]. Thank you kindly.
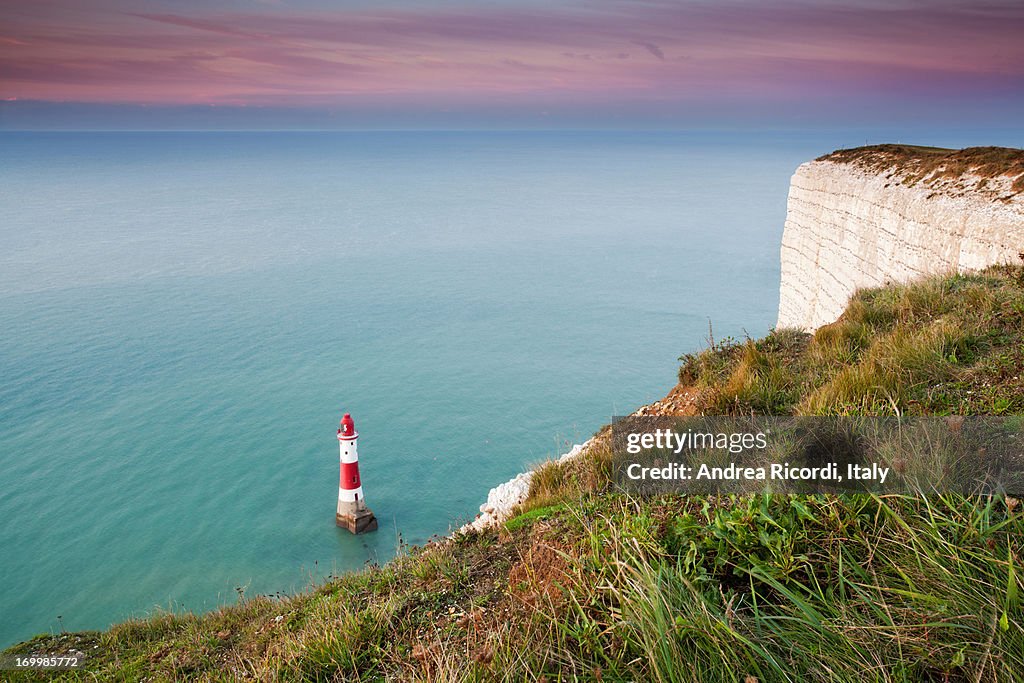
[[335, 413, 378, 534]]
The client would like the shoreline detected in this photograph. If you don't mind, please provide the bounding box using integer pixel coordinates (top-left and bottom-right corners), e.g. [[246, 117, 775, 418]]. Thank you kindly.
[[456, 441, 592, 534], [455, 384, 702, 534]]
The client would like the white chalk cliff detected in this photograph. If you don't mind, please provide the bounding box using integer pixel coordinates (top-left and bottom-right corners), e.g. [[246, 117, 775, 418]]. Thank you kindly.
[[777, 150, 1024, 331]]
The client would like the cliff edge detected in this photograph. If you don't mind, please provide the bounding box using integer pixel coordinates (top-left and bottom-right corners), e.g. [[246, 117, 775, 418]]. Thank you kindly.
[[778, 145, 1024, 331]]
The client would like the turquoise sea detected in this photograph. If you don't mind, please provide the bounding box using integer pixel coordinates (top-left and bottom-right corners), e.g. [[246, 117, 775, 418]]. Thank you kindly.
[[0, 130, 996, 647]]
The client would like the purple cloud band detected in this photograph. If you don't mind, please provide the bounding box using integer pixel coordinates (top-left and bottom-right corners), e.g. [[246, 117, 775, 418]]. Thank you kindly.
[[1, 0, 1022, 107]]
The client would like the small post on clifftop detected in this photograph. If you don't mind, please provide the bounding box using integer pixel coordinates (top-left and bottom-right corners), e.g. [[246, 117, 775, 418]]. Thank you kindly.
[[335, 413, 378, 534]]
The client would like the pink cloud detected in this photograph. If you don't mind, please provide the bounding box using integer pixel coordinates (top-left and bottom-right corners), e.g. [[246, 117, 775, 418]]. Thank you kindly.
[[0, 0, 1022, 107]]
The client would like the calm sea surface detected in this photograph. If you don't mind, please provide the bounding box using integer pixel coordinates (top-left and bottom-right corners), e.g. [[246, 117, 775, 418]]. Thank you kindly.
[[0, 129, 988, 647]]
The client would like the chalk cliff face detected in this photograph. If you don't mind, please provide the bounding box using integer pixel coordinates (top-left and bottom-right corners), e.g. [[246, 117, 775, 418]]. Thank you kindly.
[[777, 149, 1024, 331]]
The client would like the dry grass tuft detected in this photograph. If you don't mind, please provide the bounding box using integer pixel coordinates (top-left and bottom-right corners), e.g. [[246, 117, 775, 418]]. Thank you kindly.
[[819, 144, 1024, 194]]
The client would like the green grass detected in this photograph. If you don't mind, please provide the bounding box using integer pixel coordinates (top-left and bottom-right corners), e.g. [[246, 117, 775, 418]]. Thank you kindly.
[[5, 267, 1024, 681], [680, 265, 1024, 417], [605, 493, 1022, 681]]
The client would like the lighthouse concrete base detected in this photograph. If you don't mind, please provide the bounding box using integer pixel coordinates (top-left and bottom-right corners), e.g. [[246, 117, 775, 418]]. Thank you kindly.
[[337, 509, 378, 534]]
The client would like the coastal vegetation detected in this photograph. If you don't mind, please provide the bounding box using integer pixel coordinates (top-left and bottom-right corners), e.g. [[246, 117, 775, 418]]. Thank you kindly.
[[5, 265, 1023, 681], [681, 263, 1024, 417], [819, 144, 1024, 195]]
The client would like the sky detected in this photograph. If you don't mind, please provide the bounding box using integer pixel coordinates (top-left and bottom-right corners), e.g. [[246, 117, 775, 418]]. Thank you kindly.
[[1, 0, 1022, 129]]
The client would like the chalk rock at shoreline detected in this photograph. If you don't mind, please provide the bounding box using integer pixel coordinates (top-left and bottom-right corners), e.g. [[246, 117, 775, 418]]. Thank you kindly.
[[458, 442, 588, 534]]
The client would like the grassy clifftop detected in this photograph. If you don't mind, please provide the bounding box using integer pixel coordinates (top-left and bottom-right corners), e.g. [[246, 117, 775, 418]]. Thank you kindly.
[[817, 144, 1024, 195], [679, 264, 1024, 417], [6, 265, 1024, 682]]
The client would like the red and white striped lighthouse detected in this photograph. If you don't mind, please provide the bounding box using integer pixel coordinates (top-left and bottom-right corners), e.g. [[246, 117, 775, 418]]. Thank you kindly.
[[336, 413, 378, 534]]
